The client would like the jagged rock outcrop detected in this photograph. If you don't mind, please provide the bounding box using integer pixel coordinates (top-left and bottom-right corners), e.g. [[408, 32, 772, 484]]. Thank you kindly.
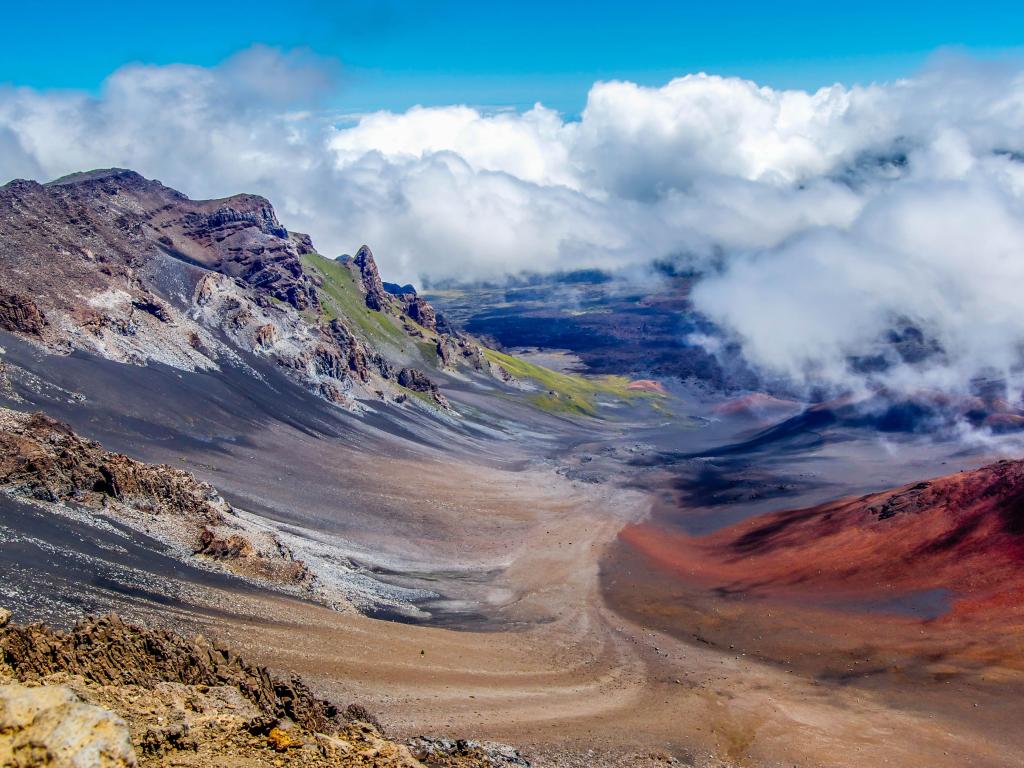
[[288, 231, 317, 255], [0, 614, 340, 735], [0, 408, 226, 521], [0, 406, 312, 590], [376, 278, 439, 331], [346, 248, 450, 341], [0, 612, 529, 767], [0, 291, 47, 337], [157, 194, 319, 312], [397, 368, 448, 407], [194, 528, 309, 584], [433, 334, 485, 372], [327, 318, 369, 377], [353, 245, 390, 312], [402, 296, 437, 331], [436, 338, 454, 367], [455, 336, 487, 371], [397, 368, 434, 392]]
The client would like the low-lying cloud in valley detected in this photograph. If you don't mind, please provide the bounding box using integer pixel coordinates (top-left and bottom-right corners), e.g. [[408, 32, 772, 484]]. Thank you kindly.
[[4, 46, 1024, 400]]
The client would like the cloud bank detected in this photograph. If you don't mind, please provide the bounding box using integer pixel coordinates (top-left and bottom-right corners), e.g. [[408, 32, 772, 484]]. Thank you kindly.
[[5, 47, 1024, 398]]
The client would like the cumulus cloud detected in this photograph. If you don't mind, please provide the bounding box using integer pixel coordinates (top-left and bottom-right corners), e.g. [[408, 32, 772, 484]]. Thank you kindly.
[[5, 47, 1024, 398], [694, 168, 1024, 395]]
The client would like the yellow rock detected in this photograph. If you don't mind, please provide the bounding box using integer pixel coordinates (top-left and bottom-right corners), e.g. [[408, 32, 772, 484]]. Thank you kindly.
[[0, 682, 137, 767], [267, 727, 303, 752]]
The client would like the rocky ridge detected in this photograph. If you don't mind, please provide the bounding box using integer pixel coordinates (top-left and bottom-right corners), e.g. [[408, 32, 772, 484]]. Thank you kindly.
[[0, 406, 313, 593], [341, 245, 485, 375], [0, 169, 490, 412], [350, 246, 437, 331], [189, 270, 396, 406], [0, 610, 530, 768]]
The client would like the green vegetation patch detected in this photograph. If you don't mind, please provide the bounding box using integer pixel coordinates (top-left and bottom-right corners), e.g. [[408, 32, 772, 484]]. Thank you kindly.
[[482, 348, 659, 417], [300, 253, 406, 347]]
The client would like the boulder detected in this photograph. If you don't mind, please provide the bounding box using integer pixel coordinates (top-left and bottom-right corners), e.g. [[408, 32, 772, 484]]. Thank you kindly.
[[0, 682, 137, 768], [0, 291, 46, 336], [402, 296, 437, 330]]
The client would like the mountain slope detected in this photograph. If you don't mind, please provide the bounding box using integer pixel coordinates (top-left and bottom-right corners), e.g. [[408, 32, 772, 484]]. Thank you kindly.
[[0, 169, 476, 411], [0, 167, 668, 626], [622, 458, 1024, 619]]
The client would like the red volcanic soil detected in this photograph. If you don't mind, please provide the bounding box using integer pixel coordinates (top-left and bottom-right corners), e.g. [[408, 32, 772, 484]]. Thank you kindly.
[[710, 392, 802, 418], [621, 459, 1024, 622], [626, 379, 668, 395]]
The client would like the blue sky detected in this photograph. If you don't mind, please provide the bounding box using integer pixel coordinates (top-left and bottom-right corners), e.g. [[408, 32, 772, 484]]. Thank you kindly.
[[3, 1, 1023, 113]]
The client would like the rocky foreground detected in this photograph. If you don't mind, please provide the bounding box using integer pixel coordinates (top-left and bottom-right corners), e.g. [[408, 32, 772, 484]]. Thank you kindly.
[[0, 609, 529, 768]]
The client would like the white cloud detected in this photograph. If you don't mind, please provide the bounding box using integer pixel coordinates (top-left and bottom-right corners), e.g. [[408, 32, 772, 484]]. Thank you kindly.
[[5, 48, 1024, 397], [693, 170, 1024, 396], [573, 76, 861, 195], [329, 104, 579, 189]]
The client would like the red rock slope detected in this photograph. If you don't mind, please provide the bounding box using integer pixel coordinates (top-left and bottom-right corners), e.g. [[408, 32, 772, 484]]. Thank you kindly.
[[622, 459, 1024, 620]]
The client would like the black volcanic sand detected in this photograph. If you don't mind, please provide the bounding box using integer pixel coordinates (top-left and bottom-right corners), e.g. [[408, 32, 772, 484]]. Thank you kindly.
[[0, 493, 273, 629]]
